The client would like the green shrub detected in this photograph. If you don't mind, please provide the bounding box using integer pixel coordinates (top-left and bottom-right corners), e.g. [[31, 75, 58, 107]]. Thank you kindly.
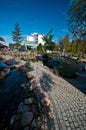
[[58, 62, 79, 78], [42, 53, 49, 66]]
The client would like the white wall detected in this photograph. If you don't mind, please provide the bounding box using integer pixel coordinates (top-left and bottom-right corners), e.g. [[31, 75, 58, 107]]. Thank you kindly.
[[38, 34, 45, 45], [27, 33, 45, 45]]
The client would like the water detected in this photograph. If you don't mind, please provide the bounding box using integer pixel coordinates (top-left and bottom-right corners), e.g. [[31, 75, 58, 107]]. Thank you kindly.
[[0, 69, 28, 129], [0, 62, 8, 68], [44, 57, 86, 95]]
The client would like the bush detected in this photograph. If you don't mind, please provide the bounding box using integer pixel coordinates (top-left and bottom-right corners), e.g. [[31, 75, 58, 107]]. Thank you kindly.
[[42, 54, 49, 66], [58, 62, 79, 78]]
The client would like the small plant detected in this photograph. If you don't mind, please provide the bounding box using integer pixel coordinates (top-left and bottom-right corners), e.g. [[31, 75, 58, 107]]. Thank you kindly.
[[53, 68, 60, 76], [21, 56, 24, 60], [25, 61, 30, 68], [0, 57, 4, 61]]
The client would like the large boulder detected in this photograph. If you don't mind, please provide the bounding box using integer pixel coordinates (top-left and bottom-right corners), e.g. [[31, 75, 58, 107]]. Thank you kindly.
[[17, 102, 29, 113]]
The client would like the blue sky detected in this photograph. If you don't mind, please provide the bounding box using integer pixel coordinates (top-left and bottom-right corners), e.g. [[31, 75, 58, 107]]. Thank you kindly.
[[0, 0, 70, 43]]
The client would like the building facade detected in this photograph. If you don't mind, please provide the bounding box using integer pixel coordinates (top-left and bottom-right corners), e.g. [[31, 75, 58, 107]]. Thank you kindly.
[[0, 41, 9, 50], [24, 33, 45, 50]]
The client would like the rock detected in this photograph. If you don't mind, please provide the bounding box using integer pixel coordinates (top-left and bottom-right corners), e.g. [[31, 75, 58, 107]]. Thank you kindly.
[[21, 112, 33, 126], [29, 85, 33, 91], [29, 79, 36, 85], [83, 65, 86, 71], [10, 115, 17, 125], [16, 113, 22, 121], [29, 79, 36, 88], [0, 68, 10, 79], [24, 97, 34, 105], [71, 72, 80, 78], [0, 72, 4, 79], [4, 68, 10, 75], [42, 97, 51, 108], [37, 86, 43, 94], [31, 119, 36, 127], [85, 66, 86, 71], [12, 121, 22, 130], [21, 83, 27, 89], [27, 74, 34, 80], [18, 65, 24, 71], [17, 102, 29, 113], [33, 86, 42, 95], [24, 127, 29, 130]]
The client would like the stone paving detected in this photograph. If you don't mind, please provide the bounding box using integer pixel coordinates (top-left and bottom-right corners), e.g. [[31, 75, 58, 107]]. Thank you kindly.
[[30, 62, 86, 130]]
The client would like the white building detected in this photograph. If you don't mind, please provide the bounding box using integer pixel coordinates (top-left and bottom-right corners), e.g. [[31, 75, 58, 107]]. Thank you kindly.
[[25, 33, 45, 50], [27, 33, 38, 44], [38, 34, 45, 45]]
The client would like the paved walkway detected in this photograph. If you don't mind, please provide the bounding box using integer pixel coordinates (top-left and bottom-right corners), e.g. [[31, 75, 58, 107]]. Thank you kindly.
[[30, 62, 86, 130]]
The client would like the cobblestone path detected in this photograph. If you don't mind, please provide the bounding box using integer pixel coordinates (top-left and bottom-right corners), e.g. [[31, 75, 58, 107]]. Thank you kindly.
[[30, 62, 86, 130]]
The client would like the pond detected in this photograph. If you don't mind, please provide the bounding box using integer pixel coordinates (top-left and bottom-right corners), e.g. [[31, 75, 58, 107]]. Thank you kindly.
[[0, 62, 8, 71], [0, 69, 28, 130], [42, 56, 86, 95], [0, 62, 8, 68]]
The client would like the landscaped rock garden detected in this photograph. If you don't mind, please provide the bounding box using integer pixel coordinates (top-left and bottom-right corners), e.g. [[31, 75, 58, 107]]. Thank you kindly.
[[10, 64, 51, 130], [0, 56, 24, 81]]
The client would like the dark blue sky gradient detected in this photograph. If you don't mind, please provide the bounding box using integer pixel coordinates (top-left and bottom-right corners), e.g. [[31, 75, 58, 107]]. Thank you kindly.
[[0, 0, 70, 42]]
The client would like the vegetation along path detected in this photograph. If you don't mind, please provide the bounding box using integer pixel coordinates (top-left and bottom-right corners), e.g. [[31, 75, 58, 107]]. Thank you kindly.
[[29, 62, 86, 130]]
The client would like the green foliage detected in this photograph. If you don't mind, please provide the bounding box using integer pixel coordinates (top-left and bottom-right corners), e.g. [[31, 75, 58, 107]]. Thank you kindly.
[[67, 0, 86, 40], [0, 37, 5, 41], [12, 23, 23, 43], [58, 37, 64, 51], [42, 53, 49, 66], [58, 35, 71, 53], [43, 29, 55, 51], [58, 34, 86, 55], [53, 44, 58, 51], [71, 39, 86, 54], [63, 35, 71, 52], [37, 43, 44, 52], [53, 69, 60, 75], [58, 62, 79, 77], [9, 42, 21, 50]]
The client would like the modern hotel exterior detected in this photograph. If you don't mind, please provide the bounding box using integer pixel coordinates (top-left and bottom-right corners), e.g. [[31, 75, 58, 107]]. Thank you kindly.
[[21, 33, 45, 50]]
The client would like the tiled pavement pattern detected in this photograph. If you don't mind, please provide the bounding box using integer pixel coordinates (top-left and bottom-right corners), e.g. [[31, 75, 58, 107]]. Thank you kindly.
[[30, 62, 86, 130]]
